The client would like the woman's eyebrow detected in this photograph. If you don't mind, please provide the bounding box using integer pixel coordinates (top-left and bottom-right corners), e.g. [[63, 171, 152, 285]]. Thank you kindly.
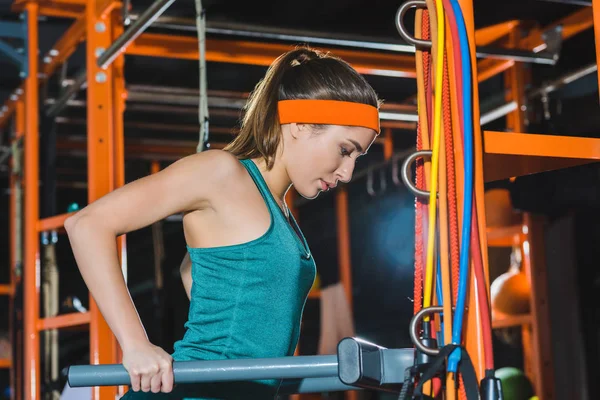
[[347, 139, 364, 154]]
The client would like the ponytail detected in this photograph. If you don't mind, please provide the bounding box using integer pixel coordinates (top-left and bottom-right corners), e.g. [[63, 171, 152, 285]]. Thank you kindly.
[[224, 46, 379, 169]]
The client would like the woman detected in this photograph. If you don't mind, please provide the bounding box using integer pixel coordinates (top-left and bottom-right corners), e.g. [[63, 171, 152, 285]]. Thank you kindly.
[[65, 47, 381, 399]]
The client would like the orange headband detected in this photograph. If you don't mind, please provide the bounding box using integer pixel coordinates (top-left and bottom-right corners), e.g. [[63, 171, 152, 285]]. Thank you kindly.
[[278, 99, 380, 134]]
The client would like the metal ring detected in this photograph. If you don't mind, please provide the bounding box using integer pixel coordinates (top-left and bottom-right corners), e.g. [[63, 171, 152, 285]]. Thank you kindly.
[[409, 306, 444, 356], [401, 150, 438, 199], [395, 0, 433, 49]]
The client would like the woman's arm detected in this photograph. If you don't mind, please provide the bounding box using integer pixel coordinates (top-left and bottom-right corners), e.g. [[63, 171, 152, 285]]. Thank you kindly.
[[64, 150, 240, 392]]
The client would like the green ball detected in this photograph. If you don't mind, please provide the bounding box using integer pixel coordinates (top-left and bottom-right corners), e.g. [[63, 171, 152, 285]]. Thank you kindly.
[[67, 202, 80, 213], [495, 367, 534, 400]]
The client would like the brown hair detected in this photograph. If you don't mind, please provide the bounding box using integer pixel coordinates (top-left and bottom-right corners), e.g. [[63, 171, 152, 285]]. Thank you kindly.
[[223, 46, 381, 169]]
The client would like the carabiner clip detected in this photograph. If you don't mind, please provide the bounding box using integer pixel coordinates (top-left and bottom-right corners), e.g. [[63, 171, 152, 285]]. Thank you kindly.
[[409, 306, 444, 356], [401, 150, 438, 199], [395, 0, 433, 49]]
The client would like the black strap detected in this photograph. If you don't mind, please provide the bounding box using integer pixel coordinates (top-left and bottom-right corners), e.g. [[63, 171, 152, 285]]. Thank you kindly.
[[412, 344, 480, 400], [398, 361, 442, 400]]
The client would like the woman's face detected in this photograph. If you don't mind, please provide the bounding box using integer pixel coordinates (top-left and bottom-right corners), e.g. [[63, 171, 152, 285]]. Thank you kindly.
[[283, 123, 377, 199]]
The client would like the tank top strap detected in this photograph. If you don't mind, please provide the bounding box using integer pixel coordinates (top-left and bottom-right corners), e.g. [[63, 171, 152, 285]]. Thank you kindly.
[[239, 159, 282, 215]]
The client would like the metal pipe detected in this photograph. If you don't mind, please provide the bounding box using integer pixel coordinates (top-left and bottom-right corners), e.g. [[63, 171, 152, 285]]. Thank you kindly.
[[480, 101, 518, 125], [46, 70, 86, 117], [97, 0, 177, 69], [46, 0, 176, 118], [48, 85, 420, 122], [68, 355, 339, 387], [128, 14, 558, 64], [475, 45, 556, 65], [528, 63, 598, 98]]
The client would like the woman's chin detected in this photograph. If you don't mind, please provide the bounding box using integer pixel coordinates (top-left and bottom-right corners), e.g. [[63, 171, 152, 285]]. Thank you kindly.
[[296, 186, 320, 200]]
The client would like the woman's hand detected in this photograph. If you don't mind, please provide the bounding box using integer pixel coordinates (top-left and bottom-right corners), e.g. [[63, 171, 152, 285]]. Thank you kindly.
[[122, 341, 174, 393]]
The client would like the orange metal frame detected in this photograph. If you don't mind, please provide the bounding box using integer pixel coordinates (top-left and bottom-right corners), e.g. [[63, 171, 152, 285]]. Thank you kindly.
[[1, 0, 599, 399]]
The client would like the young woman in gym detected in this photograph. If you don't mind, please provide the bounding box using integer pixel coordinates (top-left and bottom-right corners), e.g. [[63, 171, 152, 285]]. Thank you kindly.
[[65, 46, 381, 399]]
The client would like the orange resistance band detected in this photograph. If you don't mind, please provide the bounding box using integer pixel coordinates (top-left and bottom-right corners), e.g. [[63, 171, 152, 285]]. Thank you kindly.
[[277, 99, 381, 134]]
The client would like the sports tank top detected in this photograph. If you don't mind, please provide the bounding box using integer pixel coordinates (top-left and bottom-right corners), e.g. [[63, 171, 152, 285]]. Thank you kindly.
[[119, 159, 317, 399]]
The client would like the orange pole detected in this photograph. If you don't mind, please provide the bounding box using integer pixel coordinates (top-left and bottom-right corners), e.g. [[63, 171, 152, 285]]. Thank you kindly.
[[383, 128, 393, 160], [23, 3, 41, 399], [335, 188, 358, 400], [336, 189, 353, 310], [86, 2, 120, 399], [504, 29, 525, 133], [150, 160, 161, 175], [112, 10, 128, 397], [458, 0, 488, 382]]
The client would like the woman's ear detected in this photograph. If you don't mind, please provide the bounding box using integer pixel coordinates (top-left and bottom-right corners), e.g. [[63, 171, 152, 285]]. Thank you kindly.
[[289, 123, 309, 139]]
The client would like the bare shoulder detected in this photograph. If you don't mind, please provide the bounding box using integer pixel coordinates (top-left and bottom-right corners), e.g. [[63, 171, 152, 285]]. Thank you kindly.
[[64, 149, 249, 236], [182, 149, 247, 187]]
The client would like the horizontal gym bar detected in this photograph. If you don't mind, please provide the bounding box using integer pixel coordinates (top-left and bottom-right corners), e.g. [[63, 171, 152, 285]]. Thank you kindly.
[[68, 355, 339, 387], [131, 15, 558, 65]]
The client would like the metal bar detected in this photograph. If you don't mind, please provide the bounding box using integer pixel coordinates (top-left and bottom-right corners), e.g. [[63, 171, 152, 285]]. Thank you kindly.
[[480, 101, 518, 125], [46, 0, 176, 118], [36, 312, 91, 331], [67, 347, 412, 389], [480, 8, 592, 84], [504, 29, 526, 133], [97, 0, 176, 69], [475, 45, 556, 65], [528, 63, 598, 98], [46, 70, 86, 117], [69, 355, 339, 386], [23, 3, 40, 399], [129, 15, 557, 64], [41, 16, 86, 81], [37, 213, 75, 232], [128, 35, 417, 78], [86, 3, 119, 399], [475, 20, 520, 46], [0, 39, 24, 66]]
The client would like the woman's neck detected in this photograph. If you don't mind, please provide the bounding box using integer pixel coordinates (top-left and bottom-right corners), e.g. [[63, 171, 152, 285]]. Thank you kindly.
[[251, 157, 292, 216]]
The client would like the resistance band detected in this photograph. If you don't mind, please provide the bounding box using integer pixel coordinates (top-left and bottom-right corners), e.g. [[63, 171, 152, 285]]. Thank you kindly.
[[413, 6, 426, 316], [422, 0, 446, 319], [446, 0, 474, 376], [443, 0, 495, 374]]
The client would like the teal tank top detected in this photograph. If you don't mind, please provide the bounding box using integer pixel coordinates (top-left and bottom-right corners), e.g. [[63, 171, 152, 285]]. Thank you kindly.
[[121, 158, 316, 399]]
